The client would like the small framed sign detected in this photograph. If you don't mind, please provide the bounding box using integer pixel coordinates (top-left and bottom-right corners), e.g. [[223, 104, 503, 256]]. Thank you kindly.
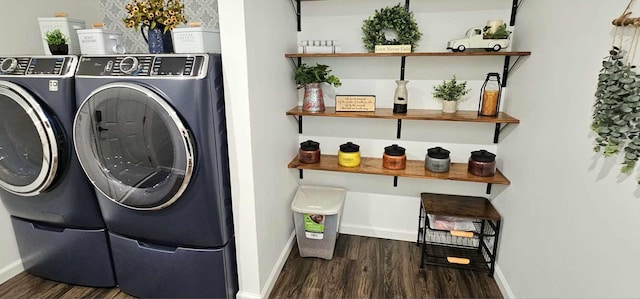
[[335, 95, 376, 112]]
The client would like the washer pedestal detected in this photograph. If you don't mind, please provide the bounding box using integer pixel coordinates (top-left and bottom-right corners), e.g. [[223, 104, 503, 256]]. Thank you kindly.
[[11, 216, 116, 287]]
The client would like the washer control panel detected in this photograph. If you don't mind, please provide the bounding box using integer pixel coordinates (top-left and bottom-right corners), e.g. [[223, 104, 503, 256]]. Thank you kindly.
[[0, 57, 73, 76], [76, 55, 206, 78]]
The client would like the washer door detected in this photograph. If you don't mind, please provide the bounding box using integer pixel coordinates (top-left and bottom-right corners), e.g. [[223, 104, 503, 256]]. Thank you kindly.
[[0, 81, 60, 196], [74, 83, 195, 210]]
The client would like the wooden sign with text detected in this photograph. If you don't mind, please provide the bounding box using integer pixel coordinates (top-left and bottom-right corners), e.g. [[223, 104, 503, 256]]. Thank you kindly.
[[335, 95, 376, 112], [374, 45, 411, 53]]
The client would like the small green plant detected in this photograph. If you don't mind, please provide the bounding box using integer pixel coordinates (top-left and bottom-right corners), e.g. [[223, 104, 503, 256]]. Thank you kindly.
[[483, 24, 511, 39], [432, 76, 471, 101], [295, 63, 342, 87], [44, 29, 67, 46]]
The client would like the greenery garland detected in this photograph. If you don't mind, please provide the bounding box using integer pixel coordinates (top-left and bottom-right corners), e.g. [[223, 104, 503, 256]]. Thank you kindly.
[[591, 46, 640, 182], [361, 4, 422, 52]]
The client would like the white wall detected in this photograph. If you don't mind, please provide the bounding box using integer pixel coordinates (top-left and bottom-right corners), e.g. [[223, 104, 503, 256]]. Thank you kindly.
[[218, 0, 298, 297], [0, 0, 101, 284], [0, 0, 102, 55], [495, 0, 640, 297], [298, 0, 510, 241]]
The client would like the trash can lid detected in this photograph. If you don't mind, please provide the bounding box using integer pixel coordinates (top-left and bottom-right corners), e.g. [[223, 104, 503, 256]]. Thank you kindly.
[[291, 185, 346, 215]]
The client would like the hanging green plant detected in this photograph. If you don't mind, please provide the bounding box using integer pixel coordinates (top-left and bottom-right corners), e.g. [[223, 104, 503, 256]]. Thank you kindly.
[[361, 3, 422, 53], [591, 46, 640, 181]]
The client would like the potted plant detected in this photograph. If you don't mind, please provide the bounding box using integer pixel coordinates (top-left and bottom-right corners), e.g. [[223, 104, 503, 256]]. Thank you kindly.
[[45, 29, 69, 55], [432, 76, 471, 113], [123, 0, 188, 53], [295, 63, 342, 112]]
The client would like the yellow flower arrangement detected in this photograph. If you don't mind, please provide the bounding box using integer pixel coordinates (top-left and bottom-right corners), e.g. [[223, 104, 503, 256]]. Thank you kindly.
[[123, 0, 187, 32]]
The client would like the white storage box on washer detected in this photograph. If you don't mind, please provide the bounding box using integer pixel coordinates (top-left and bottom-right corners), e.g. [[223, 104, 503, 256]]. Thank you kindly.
[[38, 17, 86, 55], [291, 185, 346, 260], [172, 27, 220, 53], [77, 29, 125, 54]]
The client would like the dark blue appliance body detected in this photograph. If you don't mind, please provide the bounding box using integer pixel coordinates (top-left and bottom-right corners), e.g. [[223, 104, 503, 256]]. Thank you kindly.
[[0, 56, 115, 287], [73, 54, 237, 298]]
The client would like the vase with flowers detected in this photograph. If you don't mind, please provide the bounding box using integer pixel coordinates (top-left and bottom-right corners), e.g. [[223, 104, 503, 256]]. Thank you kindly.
[[123, 0, 187, 53]]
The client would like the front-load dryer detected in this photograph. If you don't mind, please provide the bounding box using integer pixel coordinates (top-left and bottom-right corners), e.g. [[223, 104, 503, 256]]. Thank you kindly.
[[0, 56, 115, 287], [74, 54, 237, 298]]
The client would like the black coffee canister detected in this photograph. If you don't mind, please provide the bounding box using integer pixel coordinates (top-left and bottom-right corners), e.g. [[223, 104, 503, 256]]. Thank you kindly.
[[425, 146, 451, 173]]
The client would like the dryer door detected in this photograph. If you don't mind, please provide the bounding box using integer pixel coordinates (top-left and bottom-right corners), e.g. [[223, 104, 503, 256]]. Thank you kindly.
[[0, 81, 60, 196], [74, 83, 195, 211]]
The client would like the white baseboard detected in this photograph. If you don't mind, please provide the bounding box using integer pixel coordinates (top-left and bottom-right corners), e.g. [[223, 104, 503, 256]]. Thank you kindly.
[[236, 291, 262, 299], [0, 259, 23, 285], [262, 231, 296, 299], [494, 264, 514, 298], [340, 223, 416, 242]]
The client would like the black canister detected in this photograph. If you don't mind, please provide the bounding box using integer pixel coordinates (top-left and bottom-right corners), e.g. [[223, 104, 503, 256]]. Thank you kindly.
[[299, 140, 320, 164], [425, 147, 451, 173], [468, 150, 496, 177]]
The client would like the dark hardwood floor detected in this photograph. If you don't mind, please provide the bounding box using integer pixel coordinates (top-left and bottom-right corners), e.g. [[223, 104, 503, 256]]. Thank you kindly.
[[270, 234, 503, 299], [0, 235, 502, 298], [0, 272, 132, 299]]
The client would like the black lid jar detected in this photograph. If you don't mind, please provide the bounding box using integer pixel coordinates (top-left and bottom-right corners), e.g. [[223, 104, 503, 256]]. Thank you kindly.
[[383, 144, 406, 170], [425, 146, 451, 173], [299, 140, 320, 164], [384, 144, 406, 156], [339, 142, 360, 153], [468, 150, 496, 176], [300, 140, 320, 151]]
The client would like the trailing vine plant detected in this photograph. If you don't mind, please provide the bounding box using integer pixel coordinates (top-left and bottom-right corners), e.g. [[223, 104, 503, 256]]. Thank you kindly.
[[592, 47, 640, 176], [592, 0, 640, 182]]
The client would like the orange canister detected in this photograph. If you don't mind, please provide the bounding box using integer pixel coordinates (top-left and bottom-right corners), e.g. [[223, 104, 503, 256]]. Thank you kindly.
[[382, 144, 406, 170]]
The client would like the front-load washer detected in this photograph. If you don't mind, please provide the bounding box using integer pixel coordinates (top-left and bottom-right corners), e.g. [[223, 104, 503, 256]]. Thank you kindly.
[[0, 56, 115, 287], [74, 54, 237, 298]]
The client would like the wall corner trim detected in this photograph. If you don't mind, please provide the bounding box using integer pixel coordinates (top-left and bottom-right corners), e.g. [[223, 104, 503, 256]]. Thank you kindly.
[[494, 264, 515, 299], [262, 231, 296, 299], [0, 259, 23, 285]]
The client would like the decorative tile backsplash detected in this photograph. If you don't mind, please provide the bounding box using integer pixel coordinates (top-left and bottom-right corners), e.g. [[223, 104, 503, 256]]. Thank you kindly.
[[99, 0, 219, 54]]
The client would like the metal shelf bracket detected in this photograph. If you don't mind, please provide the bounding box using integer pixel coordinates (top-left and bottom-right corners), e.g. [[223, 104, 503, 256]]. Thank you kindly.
[[291, 115, 302, 133], [290, 0, 301, 31], [509, 0, 524, 26], [493, 123, 511, 143]]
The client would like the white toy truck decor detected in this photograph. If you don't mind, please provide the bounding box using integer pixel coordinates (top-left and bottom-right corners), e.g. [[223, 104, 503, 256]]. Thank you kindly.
[[447, 21, 511, 52]]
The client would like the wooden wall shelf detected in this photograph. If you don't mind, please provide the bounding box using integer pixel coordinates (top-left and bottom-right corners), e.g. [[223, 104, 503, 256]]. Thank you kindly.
[[287, 106, 519, 142], [288, 155, 510, 191], [285, 51, 531, 58], [286, 106, 519, 123]]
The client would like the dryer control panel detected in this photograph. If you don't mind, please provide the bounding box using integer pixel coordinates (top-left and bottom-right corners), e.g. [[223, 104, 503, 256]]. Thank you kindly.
[[0, 56, 75, 77], [76, 55, 207, 78]]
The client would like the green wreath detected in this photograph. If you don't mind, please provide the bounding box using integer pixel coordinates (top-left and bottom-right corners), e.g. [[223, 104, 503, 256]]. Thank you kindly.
[[361, 4, 422, 52]]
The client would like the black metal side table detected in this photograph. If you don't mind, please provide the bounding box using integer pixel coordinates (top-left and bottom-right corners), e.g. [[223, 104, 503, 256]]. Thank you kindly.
[[417, 192, 502, 276]]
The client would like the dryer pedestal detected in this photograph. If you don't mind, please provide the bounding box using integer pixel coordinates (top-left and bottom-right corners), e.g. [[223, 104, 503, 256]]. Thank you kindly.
[[109, 232, 238, 298], [11, 217, 116, 287]]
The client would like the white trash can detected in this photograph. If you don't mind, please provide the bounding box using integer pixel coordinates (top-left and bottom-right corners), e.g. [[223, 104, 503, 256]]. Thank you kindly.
[[291, 186, 346, 260]]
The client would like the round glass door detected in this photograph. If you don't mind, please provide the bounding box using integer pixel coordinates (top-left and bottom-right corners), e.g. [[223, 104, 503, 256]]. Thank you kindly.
[[0, 81, 59, 196], [73, 83, 195, 210]]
